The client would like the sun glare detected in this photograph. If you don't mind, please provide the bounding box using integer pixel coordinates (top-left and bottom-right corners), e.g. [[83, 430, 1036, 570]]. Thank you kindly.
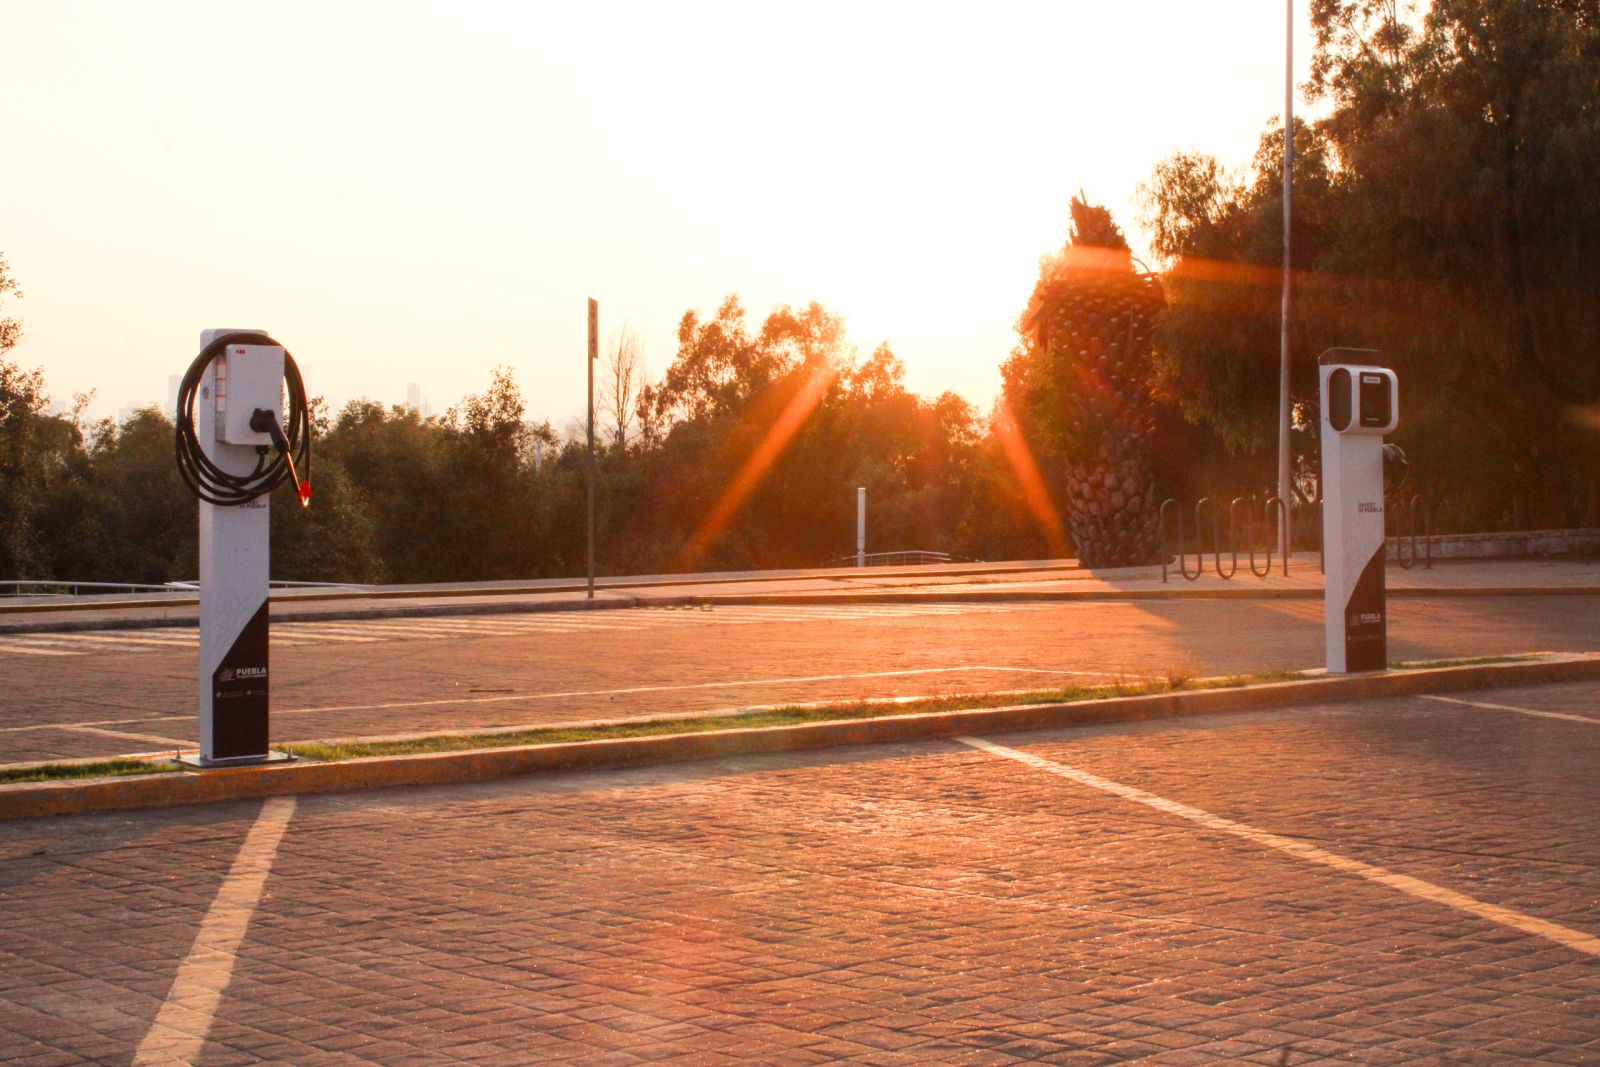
[[992, 396, 1069, 558], [679, 363, 841, 569]]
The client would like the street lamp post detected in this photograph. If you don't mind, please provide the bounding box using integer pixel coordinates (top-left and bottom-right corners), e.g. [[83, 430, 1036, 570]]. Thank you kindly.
[[1277, 0, 1294, 559], [587, 298, 598, 599], [857, 487, 866, 568]]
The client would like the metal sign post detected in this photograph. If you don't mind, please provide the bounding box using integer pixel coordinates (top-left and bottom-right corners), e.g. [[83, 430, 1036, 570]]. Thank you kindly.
[[1277, 0, 1294, 559], [857, 487, 866, 567], [587, 298, 597, 600]]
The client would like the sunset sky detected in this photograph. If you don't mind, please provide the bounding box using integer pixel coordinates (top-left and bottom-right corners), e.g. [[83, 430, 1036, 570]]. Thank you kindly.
[[2, 1, 1315, 425]]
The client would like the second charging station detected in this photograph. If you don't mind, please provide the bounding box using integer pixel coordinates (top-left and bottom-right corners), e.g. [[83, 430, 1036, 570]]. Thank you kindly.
[[1319, 349, 1400, 674]]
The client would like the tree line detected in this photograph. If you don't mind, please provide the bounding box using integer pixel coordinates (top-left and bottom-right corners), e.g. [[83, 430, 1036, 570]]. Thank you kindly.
[[0, 294, 1067, 584], [1133, 0, 1600, 535], [2, 0, 1596, 583]]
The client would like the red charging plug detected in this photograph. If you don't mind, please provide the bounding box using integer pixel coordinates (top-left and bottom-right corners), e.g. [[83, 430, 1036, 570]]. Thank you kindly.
[[250, 409, 312, 508]]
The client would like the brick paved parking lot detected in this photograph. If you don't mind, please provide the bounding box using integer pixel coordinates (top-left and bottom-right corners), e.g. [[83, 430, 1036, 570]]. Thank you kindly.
[[4, 679, 1600, 1065], [5, 595, 1600, 764]]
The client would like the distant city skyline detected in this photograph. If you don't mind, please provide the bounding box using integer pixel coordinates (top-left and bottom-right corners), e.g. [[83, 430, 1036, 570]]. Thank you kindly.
[[405, 382, 432, 419], [4, 2, 1318, 426]]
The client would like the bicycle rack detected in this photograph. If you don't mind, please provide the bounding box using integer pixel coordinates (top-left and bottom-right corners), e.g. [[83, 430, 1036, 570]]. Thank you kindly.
[[1230, 496, 1275, 578], [1159, 499, 1202, 582], [1196, 498, 1234, 578], [1161, 497, 1289, 582], [1395, 495, 1432, 570], [1263, 496, 1289, 577]]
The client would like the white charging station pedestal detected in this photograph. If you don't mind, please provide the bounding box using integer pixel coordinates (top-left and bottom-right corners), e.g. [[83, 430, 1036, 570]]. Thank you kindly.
[[186, 329, 290, 766], [1320, 350, 1399, 674]]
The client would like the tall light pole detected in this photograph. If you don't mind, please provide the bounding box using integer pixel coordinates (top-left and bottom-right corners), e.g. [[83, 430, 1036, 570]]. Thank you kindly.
[[1277, 0, 1294, 558], [856, 487, 866, 568], [587, 297, 598, 599]]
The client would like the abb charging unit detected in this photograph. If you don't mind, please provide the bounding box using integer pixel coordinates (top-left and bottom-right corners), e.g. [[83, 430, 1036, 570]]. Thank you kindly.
[[174, 330, 311, 765]]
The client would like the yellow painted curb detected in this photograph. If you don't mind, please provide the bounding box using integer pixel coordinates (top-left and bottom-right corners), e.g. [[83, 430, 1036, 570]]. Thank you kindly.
[[4, 654, 1598, 820]]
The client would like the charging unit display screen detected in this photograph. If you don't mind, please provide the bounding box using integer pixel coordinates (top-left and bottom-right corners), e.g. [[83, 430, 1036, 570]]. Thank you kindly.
[[1359, 373, 1391, 428]]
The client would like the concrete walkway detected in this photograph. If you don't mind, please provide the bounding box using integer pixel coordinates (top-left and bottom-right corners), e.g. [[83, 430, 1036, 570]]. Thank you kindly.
[[4, 555, 1597, 634]]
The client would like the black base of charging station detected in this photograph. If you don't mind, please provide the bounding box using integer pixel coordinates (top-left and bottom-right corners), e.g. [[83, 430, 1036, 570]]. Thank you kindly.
[[178, 751, 295, 770]]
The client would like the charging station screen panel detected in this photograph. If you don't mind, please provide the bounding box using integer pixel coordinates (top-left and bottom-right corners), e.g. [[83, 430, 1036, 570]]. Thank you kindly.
[[1359, 373, 1391, 428], [1328, 369, 1352, 431]]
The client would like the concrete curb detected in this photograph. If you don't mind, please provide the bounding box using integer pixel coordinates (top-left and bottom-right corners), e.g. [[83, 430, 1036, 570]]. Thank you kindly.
[[0, 559, 1085, 617], [4, 654, 1597, 820], [0, 595, 645, 635], [5, 583, 1598, 635], [663, 586, 1600, 607]]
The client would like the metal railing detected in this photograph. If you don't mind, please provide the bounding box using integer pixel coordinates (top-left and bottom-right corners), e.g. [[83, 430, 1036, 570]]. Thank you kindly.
[[0, 580, 189, 597], [1160, 497, 1289, 582], [1, 579, 369, 597], [823, 550, 954, 569], [159, 580, 368, 590]]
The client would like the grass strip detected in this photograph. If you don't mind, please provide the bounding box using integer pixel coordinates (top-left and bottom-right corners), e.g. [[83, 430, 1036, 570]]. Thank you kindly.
[[1391, 654, 1540, 670], [282, 671, 1302, 762], [281, 655, 1539, 762], [0, 758, 178, 785], [0, 654, 1552, 782]]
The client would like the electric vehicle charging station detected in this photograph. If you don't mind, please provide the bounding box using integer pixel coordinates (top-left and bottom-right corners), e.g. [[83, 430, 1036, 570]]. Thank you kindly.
[[1319, 349, 1399, 673], [174, 330, 311, 766]]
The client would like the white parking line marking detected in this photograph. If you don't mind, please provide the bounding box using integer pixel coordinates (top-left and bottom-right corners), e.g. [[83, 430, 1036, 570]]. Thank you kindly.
[[68, 725, 190, 746], [0, 632, 197, 654], [423, 621, 644, 633], [0, 717, 189, 735], [264, 631, 384, 643], [0, 639, 158, 655], [272, 628, 413, 640], [1421, 694, 1600, 725], [361, 622, 522, 635], [35, 632, 195, 647], [702, 607, 1000, 621], [277, 665, 1105, 717], [0, 603, 1057, 655], [132, 796, 296, 1067], [959, 735, 1600, 958]]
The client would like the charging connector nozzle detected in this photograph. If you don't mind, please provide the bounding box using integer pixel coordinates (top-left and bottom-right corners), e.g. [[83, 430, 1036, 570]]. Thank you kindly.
[[250, 408, 312, 507]]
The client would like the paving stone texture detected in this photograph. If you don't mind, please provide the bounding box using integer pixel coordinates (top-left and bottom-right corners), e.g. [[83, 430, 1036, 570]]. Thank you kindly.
[[3, 681, 1599, 1064], [5, 594, 1600, 764]]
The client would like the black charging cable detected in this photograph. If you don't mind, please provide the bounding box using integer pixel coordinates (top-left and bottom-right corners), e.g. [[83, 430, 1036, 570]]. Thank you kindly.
[[174, 331, 312, 507], [1382, 443, 1410, 499]]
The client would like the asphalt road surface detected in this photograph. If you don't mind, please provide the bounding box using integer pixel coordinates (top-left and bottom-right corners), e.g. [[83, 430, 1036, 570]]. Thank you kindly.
[[3, 679, 1599, 1064], [4, 595, 1600, 764]]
